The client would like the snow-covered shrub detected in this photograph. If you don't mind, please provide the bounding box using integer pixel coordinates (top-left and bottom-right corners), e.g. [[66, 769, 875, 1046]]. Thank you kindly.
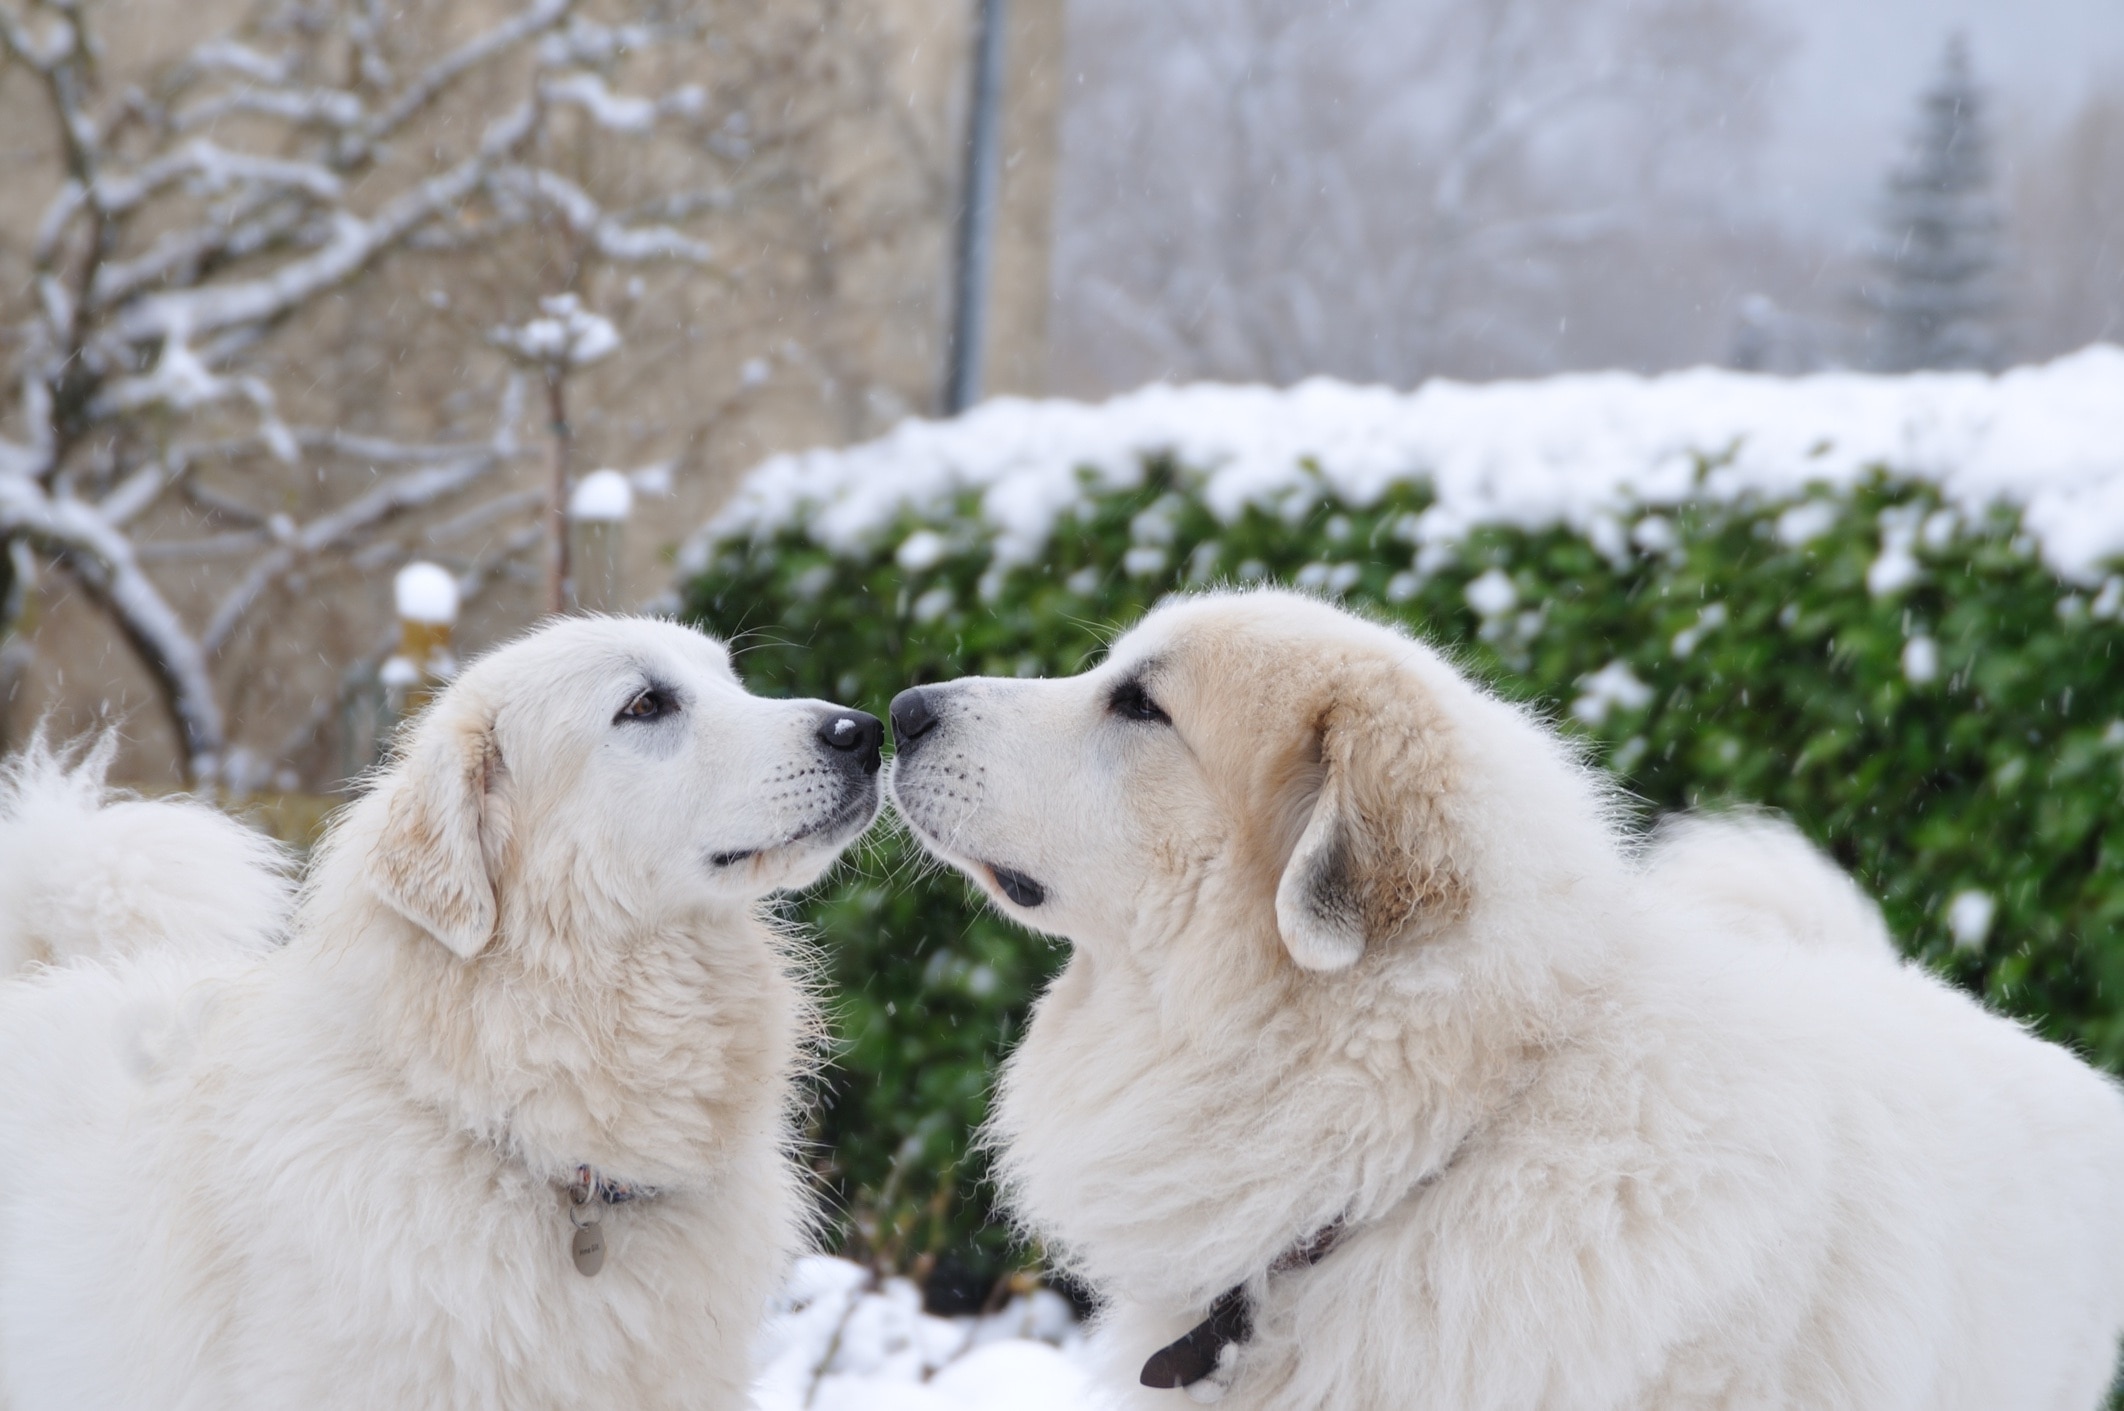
[[679, 366, 2124, 1284]]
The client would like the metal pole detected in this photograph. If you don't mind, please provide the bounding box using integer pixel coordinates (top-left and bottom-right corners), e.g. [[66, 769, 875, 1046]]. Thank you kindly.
[[945, 0, 1008, 415]]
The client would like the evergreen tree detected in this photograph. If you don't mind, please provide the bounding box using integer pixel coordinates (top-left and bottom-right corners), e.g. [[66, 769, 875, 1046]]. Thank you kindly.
[[1860, 36, 2006, 371]]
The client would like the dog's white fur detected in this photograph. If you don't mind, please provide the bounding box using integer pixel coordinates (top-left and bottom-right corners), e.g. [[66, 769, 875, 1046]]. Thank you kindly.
[[1644, 811, 1899, 962], [889, 589, 2124, 1411], [0, 616, 878, 1411], [0, 739, 292, 971]]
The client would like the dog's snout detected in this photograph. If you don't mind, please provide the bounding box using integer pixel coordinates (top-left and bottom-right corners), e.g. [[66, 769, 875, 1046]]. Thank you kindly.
[[819, 710, 884, 774], [889, 687, 940, 758]]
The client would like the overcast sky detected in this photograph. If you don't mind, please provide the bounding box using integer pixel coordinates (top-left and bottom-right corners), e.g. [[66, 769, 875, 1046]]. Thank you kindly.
[[1760, 0, 2124, 240]]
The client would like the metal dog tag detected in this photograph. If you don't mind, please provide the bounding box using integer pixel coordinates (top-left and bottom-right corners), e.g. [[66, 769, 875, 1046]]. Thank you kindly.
[[572, 1222, 606, 1277]]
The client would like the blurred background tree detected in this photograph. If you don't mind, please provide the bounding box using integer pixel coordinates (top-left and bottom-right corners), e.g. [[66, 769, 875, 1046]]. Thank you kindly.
[[1858, 36, 2006, 372], [1047, 0, 1792, 387], [1049, 0, 2124, 388]]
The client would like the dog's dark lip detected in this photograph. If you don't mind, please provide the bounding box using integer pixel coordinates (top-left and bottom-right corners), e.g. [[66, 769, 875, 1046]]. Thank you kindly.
[[886, 780, 1038, 906], [987, 864, 1046, 908], [708, 783, 879, 870]]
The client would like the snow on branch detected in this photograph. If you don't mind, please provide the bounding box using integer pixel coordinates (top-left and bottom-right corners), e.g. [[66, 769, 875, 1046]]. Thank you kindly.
[[537, 16, 664, 68], [542, 71, 704, 132], [114, 100, 539, 345], [298, 429, 506, 466], [367, 0, 574, 147], [186, 38, 292, 84], [485, 165, 716, 264], [94, 322, 299, 463], [0, 5, 76, 73], [0, 438, 42, 483], [89, 205, 315, 312], [202, 451, 511, 654], [91, 140, 344, 213], [98, 460, 181, 527], [489, 294, 620, 370], [174, 85, 367, 133]]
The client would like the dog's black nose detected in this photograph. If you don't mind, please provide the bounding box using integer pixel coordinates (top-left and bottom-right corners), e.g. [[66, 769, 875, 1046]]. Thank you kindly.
[[819, 710, 883, 774], [890, 687, 940, 758]]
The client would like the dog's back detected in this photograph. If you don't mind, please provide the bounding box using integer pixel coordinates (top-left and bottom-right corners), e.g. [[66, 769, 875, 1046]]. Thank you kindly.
[[0, 742, 290, 974], [1641, 814, 2124, 1403], [1646, 812, 1898, 961]]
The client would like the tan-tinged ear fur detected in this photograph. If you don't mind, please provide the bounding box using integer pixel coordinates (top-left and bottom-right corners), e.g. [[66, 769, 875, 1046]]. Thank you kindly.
[[368, 708, 509, 960], [1274, 660, 1467, 971]]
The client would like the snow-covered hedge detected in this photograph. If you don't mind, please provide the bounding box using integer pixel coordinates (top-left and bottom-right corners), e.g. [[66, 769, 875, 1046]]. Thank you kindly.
[[690, 345, 2124, 584], [681, 349, 2124, 1283]]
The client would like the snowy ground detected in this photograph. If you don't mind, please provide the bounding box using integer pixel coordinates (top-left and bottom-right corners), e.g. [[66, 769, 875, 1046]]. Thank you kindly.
[[688, 346, 2124, 583], [753, 1257, 1105, 1411]]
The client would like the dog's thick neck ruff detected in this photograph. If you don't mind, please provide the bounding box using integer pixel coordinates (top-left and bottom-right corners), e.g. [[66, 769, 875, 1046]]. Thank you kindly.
[[1140, 1219, 1346, 1394], [1136, 1117, 1486, 1397]]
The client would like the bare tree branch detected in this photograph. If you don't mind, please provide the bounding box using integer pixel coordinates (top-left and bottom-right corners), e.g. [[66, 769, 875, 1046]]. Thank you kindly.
[[366, 0, 574, 148], [1052, 0, 1786, 387], [0, 475, 225, 774], [113, 100, 539, 346]]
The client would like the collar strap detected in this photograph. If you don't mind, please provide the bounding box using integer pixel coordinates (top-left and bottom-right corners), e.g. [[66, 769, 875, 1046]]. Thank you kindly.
[[1140, 1219, 1345, 1391], [563, 1164, 656, 1208]]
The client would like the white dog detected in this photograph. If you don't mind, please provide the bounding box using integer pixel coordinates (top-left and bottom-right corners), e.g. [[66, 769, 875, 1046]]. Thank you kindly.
[[887, 588, 2124, 1411], [0, 616, 882, 1410]]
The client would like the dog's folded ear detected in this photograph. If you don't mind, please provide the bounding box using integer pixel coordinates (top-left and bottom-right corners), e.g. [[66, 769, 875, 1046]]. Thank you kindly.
[[367, 706, 509, 960], [1274, 663, 1465, 972]]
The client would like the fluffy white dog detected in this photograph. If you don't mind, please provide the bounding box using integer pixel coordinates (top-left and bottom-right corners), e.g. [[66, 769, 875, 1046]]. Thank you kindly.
[[0, 616, 882, 1410], [887, 588, 2124, 1411]]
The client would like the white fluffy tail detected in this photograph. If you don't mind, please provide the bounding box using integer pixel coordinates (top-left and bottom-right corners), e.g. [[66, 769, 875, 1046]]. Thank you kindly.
[[1645, 812, 1898, 961], [0, 739, 292, 976]]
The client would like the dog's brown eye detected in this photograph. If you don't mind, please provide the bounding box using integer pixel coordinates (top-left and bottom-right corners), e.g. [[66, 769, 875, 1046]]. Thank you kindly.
[[617, 686, 675, 723], [1108, 679, 1170, 725]]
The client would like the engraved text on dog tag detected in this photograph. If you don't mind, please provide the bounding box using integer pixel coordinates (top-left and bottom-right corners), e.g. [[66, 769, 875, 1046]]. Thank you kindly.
[[572, 1222, 606, 1276]]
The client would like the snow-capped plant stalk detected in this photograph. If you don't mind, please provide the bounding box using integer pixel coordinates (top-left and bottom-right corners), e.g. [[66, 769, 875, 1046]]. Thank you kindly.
[[382, 560, 460, 720], [548, 372, 572, 614], [0, 0, 716, 782], [491, 294, 622, 612], [567, 469, 633, 613]]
